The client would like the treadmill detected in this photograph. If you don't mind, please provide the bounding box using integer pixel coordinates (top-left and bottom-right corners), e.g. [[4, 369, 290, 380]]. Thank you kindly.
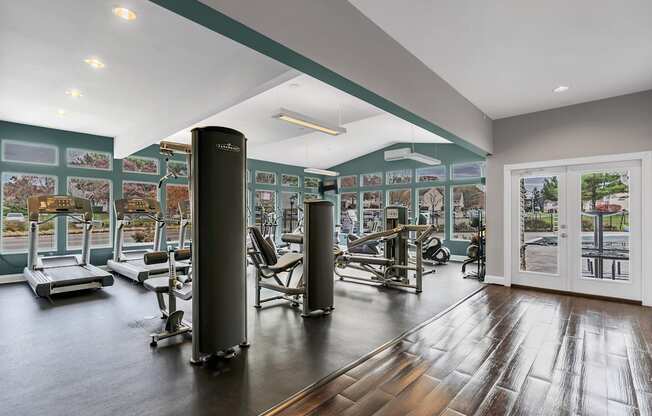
[[107, 198, 188, 282], [23, 195, 114, 297]]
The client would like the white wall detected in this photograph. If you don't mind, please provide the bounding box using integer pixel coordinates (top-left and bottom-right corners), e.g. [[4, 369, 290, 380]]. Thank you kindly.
[[198, 0, 493, 154], [486, 90, 652, 277]]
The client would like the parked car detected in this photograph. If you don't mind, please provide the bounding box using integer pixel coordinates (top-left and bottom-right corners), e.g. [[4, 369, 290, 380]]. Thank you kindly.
[[5, 212, 25, 223]]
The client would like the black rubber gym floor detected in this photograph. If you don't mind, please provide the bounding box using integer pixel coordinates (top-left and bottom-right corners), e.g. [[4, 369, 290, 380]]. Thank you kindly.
[[0, 264, 482, 416]]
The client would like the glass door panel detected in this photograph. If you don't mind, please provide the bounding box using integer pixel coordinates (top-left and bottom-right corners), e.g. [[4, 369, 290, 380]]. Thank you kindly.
[[511, 168, 567, 291], [568, 162, 641, 301], [519, 175, 560, 275]]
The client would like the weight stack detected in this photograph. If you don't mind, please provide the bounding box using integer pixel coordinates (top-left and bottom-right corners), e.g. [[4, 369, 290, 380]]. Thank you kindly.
[[191, 126, 247, 360], [384, 205, 408, 278], [303, 200, 334, 314]]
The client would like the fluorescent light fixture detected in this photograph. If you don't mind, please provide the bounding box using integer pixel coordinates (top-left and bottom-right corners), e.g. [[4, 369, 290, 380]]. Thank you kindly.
[[274, 108, 346, 136], [57, 109, 66, 116], [553, 85, 569, 93], [304, 167, 339, 177], [84, 58, 105, 69], [113, 7, 137, 20], [384, 147, 441, 166]]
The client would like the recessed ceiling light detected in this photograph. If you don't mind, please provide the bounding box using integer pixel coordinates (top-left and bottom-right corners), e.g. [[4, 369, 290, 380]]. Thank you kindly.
[[553, 85, 569, 93], [65, 89, 83, 98], [288, 83, 301, 88], [84, 58, 105, 69], [57, 109, 66, 116], [113, 7, 137, 20]]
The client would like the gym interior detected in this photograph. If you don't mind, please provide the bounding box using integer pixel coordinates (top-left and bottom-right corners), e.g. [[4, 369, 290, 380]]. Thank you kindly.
[[1, 2, 651, 416]]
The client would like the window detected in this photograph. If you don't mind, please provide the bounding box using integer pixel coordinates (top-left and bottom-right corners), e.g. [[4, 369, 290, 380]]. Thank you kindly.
[[247, 169, 251, 184], [254, 190, 276, 231], [280, 191, 300, 233], [281, 174, 299, 187], [1, 173, 57, 253], [255, 171, 276, 185], [67, 177, 112, 249], [418, 187, 445, 238], [416, 166, 446, 183], [166, 160, 188, 177], [387, 189, 412, 209], [360, 173, 382, 187], [2, 140, 58, 166], [361, 191, 383, 233], [304, 177, 320, 189], [67, 148, 112, 171], [122, 181, 158, 246], [165, 184, 189, 243], [452, 161, 485, 180], [340, 175, 357, 188], [122, 156, 159, 175], [386, 169, 412, 185], [340, 192, 358, 234], [451, 184, 485, 240], [304, 193, 320, 202]]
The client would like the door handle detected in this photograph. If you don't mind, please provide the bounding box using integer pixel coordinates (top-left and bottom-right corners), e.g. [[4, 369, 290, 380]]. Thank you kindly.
[[560, 232, 568, 238]]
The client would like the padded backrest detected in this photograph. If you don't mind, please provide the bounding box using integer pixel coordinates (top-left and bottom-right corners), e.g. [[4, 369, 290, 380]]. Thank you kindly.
[[249, 226, 278, 266]]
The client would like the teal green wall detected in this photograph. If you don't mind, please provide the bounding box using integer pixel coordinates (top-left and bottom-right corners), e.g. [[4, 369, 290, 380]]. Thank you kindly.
[[0, 121, 320, 275], [328, 143, 486, 256]]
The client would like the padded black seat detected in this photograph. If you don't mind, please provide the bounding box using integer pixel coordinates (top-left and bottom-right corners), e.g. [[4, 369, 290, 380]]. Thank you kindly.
[[281, 233, 304, 244], [144, 276, 193, 300], [143, 276, 169, 293], [269, 252, 303, 272], [344, 254, 393, 267]]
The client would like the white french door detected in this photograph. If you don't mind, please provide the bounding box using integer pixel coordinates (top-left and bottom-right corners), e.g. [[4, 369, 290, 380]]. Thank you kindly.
[[511, 161, 642, 301]]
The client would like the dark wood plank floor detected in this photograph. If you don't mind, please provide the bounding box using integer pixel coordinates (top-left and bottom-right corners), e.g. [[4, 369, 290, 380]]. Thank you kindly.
[[269, 286, 652, 416]]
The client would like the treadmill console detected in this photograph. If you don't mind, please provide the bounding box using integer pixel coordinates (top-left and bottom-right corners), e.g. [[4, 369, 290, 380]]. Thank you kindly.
[[114, 198, 161, 220], [27, 195, 93, 221]]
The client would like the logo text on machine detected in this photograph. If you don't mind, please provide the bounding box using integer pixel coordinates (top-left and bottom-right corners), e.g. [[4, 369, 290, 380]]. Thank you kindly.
[[216, 143, 241, 153]]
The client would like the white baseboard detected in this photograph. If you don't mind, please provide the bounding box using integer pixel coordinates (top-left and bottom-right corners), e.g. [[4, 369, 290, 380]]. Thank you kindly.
[[484, 274, 509, 286], [0, 273, 26, 284]]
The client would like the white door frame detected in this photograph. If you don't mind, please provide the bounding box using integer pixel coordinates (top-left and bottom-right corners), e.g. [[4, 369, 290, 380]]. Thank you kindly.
[[502, 151, 652, 306]]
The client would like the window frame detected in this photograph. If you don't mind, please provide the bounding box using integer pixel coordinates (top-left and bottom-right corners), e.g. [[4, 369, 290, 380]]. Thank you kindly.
[[65, 176, 113, 250], [450, 183, 486, 242], [386, 169, 413, 186], [1, 140, 59, 167], [255, 170, 277, 185], [122, 155, 160, 176], [1, 171, 59, 254], [121, 180, 160, 247], [66, 148, 113, 171]]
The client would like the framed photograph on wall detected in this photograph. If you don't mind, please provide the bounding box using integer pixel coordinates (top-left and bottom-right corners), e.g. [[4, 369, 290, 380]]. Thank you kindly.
[[122, 156, 159, 175], [360, 172, 382, 187], [255, 171, 276, 185], [386, 169, 412, 185], [67, 148, 112, 171], [340, 175, 357, 188], [281, 174, 299, 187]]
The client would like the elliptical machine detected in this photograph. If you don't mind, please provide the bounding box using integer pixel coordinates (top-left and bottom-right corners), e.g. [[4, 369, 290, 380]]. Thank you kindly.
[[417, 213, 451, 265]]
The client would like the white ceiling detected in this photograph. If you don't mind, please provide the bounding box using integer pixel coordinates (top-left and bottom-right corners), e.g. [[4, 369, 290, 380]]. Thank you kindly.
[[167, 73, 449, 168], [350, 0, 652, 119], [0, 0, 291, 157]]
